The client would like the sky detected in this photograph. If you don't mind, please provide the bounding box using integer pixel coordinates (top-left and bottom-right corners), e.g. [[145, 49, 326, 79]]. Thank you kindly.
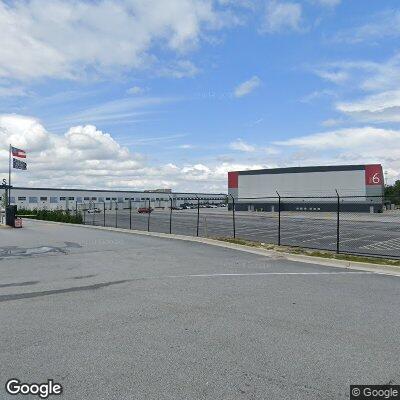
[[0, 0, 399, 192]]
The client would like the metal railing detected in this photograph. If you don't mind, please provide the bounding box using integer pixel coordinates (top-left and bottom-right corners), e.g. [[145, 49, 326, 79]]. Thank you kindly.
[[73, 193, 400, 259]]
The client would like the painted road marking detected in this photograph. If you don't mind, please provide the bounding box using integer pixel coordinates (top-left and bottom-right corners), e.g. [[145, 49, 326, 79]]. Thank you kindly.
[[327, 235, 375, 245], [361, 237, 400, 250], [169, 272, 373, 278]]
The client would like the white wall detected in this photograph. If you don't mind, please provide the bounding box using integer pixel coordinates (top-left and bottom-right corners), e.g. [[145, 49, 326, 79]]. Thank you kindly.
[[1, 188, 225, 210], [238, 170, 366, 199]]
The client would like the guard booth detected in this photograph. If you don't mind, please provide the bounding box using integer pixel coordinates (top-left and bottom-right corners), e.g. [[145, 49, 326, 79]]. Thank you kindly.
[[5, 205, 17, 227]]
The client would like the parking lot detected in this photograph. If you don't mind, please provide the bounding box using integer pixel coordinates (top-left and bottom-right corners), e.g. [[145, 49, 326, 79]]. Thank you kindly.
[[84, 207, 400, 258], [1, 220, 399, 399]]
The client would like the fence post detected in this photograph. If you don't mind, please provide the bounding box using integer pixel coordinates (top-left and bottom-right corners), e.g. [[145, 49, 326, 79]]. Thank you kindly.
[[83, 208, 86, 224], [278, 195, 281, 246], [115, 201, 118, 228], [103, 201, 106, 227], [147, 198, 151, 232], [229, 194, 236, 238], [336, 189, 340, 254], [169, 197, 172, 234], [75, 201, 78, 218], [196, 196, 200, 237], [129, 199, 132, 230]]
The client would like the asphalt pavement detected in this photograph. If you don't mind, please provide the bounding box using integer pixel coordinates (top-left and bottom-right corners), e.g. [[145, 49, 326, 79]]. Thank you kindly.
[[85, 208, 400, 258], [0, 220, 399, 399]]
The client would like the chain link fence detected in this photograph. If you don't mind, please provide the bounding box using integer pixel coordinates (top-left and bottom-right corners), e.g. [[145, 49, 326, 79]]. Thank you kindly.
[[76, 193, 400, 259]]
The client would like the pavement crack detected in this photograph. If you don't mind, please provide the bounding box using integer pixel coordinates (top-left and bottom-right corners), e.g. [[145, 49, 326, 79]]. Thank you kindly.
[[0, 280, 130, 303], [0, 281, 40, 288]]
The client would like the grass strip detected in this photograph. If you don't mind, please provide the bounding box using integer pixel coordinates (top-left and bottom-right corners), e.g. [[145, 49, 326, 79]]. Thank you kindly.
[[215, 237, 400, 267]]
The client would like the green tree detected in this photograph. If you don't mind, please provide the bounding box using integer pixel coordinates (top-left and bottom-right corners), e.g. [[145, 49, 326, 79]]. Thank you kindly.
[[385, 181, 400, 203]]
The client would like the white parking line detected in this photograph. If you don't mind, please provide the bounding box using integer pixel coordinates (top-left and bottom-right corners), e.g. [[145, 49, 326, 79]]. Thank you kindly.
[[362, 237, 400, 251], [281, 232, 320, 241], [169, 272, 373, 278], [300, 234, 338, 243], [327, 235, 375, 245], [283, 231, 338, 241]]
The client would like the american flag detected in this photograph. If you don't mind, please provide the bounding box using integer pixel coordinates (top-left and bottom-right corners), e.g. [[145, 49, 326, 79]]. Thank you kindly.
[[11, 146, 26, 158]]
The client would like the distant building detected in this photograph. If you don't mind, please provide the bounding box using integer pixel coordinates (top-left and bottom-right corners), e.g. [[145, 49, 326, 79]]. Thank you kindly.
[[228, 164, 384, 213], [2, 187, 225, 210], [144, 188, 172, 193]]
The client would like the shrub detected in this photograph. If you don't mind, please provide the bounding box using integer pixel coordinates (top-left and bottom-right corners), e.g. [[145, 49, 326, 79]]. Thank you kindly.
[[17, 209, 83, 224]]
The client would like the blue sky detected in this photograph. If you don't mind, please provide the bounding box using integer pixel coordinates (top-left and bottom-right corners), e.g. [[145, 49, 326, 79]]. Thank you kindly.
[[0, 0, 399, 191]]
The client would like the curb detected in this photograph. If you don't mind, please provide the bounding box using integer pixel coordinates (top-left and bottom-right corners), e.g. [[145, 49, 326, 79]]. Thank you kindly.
[[22, 218, 400, 277]]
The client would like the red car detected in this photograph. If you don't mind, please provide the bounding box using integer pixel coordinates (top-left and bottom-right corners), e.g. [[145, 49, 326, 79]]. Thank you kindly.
[[138, 207, 153, 213]]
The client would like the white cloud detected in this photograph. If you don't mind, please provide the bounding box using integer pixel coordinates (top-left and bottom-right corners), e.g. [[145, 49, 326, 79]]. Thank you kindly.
[[229, 139, 256, 152], [316, 55, 400, 92], [157, 60, 200, 79], [229, 139, 280, 156], [121, 134, 187, 147], [310, 0, 341, 7], [2, 114, 399, 190], [333, 10, 400, 44], [57, 96, 177, 127], [0, 113, 263, 192], [234, 76, 261, 97], [320, 118, 343, 127], [274, 126, 399, 182], [261, 0, 302, 33], [336, 89, 400, 123], [0, 0, 236, 81], [127, 86, 144, 95], [0, 85, 29, 97], [313, 69, 349, 84], [274, 126, 398, 150], [312, 53, 400, 123], [0, 115, 50, 153], [300, 89, 337, 103]]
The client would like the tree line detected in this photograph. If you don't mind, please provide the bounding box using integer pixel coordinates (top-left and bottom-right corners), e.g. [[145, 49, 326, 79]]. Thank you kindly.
[[385, 182, 400, 201]]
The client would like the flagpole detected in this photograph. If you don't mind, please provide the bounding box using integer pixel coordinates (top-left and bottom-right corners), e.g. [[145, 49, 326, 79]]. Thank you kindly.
[[8, 144, 11, 206]]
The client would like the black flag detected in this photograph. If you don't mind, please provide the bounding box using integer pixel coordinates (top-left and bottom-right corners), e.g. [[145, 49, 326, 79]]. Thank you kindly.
[[13, 158, 27, 170]]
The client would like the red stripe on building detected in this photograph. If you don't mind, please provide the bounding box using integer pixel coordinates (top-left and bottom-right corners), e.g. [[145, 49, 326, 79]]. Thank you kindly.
[[365, 164, 383, 186], [228, 171, 238, 188]]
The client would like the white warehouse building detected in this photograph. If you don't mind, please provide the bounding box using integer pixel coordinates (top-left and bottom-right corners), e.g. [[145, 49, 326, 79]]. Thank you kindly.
[[228, 164, 385, 213], [1, 187, 226, 211]]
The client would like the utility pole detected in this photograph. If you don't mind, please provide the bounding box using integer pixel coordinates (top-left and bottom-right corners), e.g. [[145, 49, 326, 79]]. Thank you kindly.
[[1, 178, 7, 210], [8, 144, 11, 206]]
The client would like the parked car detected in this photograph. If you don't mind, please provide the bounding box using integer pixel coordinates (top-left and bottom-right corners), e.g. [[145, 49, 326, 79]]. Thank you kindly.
[[87, 208, 101, 214], [169, 206, 182, 210], [138, 207, 153, 213]]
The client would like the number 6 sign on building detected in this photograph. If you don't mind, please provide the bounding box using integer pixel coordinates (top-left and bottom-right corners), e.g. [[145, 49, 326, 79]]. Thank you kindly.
[[365, 164, 383, 186]]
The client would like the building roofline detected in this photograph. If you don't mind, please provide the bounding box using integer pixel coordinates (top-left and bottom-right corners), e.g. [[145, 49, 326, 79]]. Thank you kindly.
[[9, 186, 226, 196], [233, 164, 375, 175]]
